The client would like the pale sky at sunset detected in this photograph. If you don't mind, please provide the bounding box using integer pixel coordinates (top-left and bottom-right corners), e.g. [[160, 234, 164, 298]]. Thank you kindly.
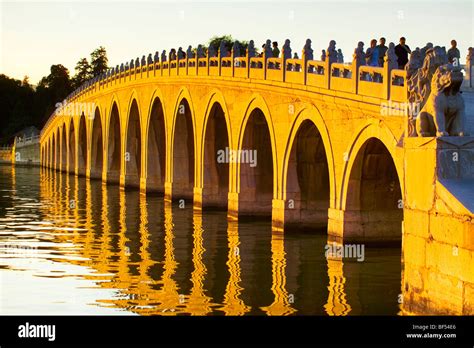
[[1, 0, 473, 83]]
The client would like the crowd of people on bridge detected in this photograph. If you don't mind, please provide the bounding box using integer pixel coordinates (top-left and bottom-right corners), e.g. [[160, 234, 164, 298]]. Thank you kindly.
[[161, 37, 461, 70]]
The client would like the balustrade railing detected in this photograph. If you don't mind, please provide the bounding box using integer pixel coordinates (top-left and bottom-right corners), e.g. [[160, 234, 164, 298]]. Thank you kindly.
[[41, 40, 423, 137]]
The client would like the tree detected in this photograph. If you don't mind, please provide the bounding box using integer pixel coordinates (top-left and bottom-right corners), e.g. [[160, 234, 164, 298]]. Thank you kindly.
[[90, 46, 108, 77], [46, 64, 72, 102], [22, 76, 31, 88], [72, 58, 91, 89], [206, 35, 248, 56]]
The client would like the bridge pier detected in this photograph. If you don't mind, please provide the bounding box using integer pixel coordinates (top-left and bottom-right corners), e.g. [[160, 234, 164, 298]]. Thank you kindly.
[[327, 208, 403, 244], [402, 136, 474, 315]]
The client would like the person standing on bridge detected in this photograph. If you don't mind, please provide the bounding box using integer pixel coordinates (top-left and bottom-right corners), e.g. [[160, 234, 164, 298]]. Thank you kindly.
[[395, 37, 411, 69], [376, 37, 388, 67], [447, 40, 461, 65], [365, 39, 379, 67]]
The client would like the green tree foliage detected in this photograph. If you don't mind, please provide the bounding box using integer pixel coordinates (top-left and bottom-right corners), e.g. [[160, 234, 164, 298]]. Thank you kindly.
[[206, 35, 249, 56], [90, 46, 108, 76], [0, 75, 34, 143], [72, 58, 92, 89]]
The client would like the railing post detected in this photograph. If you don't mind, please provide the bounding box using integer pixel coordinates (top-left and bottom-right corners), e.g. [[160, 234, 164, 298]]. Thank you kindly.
[[263, 50, 267, 80], [218, 49, 222, 76], [246, 48, 250, 79], [352, 53, 361, 94], [383, 57, 390, 100], [325, 59, 331, 89], [231, 48, 235, 77], [302, 49, 308, 85]]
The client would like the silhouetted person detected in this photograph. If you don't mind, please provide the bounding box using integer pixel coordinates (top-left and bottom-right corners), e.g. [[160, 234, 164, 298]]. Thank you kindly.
[[272, 41, 280, 57], [376, 37, 388, 67], [448, 40, 460, 64], [395, 37, 411, 69]]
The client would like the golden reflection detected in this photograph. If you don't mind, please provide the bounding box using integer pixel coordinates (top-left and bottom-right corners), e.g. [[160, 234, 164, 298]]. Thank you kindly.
[[11, 165, 16, 191], [182, 212, 213, 315], [261, 231, 296, 316], [324, 241, 351, 316], [157, 201, 180, 315], [96, 183, 112, 275], [220, 220, 250, 315]]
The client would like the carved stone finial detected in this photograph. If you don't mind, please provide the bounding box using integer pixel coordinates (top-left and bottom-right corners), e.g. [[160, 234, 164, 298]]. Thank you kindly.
[[130, 59, 134, 69], [327, 40, 337, 64], [385, 42, 398, 70], [303, 39, 313, 61], [125, 61, 130, 70], [120, 63, 124, 72], [264, 39, 272, 58], [147, 54, 153, 65], [247, 40, 256, 58], [208, 45, 216, 58], [196, 45, 205, 58], [186, 45, 194, 59], [337, 49, 344, 63], [353, 41, 365, 66], [415, 64, 466, 137], [161, 50, 167, 62], [232, 41, 241, 58], [141, 55, 146, 66], [467, 47, 473, 65], [135, 57, 140, 67], [154, 51, 160, 63], [282, 39, 292, 60], [321, 49, 326, 62], [219, 41, 228, 57]]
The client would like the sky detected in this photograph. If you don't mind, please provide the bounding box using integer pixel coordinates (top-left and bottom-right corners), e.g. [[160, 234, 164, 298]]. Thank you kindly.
[[1, 0, 473, 83]]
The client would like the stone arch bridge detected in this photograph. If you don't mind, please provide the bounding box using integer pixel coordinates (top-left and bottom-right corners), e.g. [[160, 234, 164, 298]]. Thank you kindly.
[[40, 41, 474, 314]]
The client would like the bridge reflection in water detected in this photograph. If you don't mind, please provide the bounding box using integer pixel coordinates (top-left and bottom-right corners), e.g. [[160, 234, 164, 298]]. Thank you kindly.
[[1, 165, 397, 316]]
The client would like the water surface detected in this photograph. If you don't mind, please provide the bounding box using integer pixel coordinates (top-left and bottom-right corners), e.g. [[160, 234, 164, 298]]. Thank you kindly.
[[0, 164, 401, 315]]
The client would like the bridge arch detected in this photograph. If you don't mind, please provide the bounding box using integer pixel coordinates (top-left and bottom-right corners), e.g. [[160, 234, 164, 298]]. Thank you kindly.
[[340, 121, 404, 242], [78, 113, 88, 176], [236, 94, 277, 216], [60, 123, 67, 171], [52, 134, 56, 169], [90, 107, 104, 179], [200, 90, 232, 209], [124, 93, 142, 188], [170, 87, 197, 200], [55, 128, 60, 170], [68, 118, 76, 174], [145, 90, 167, 192], [107, 97, 122, 184], [281, 105, 336, 229]]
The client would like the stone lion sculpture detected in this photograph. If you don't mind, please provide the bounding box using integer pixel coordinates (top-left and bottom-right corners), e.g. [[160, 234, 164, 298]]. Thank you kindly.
[[416, 64, 466, 137]]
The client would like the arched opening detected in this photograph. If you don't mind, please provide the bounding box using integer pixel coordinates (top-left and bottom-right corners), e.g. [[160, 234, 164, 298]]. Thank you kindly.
[[78, 114, 88, 176], [55, 129, 60, 170], [146, 98, 166, 192], [90, 108, 104, 179], [107, 103, 121, 184], [239, 108, 273, 216], [172, 98, 194, 200], [68, 121, 76, 174], [345, 138, 403, 243], [203, 102, 229, 209], [125, 100, 141, 188], [285, 120, 330, 229], [61, 124, 67, 171], [52, 135, 56, 169]]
